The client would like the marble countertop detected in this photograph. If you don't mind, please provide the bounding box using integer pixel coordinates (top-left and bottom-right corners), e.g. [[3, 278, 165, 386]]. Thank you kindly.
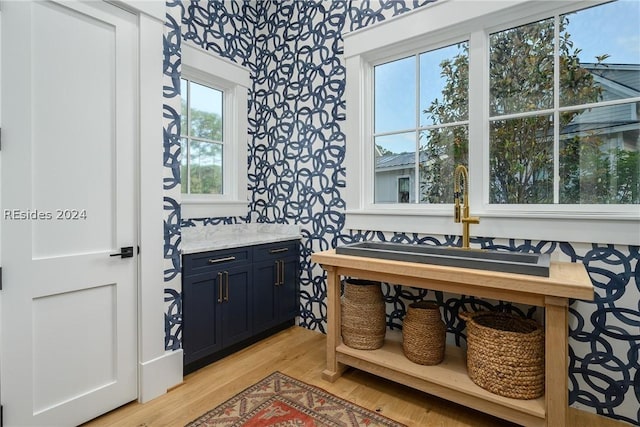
[[181, 223, 301, 254]]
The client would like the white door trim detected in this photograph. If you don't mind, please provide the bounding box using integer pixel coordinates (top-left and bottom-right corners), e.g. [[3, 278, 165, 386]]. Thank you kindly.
[[134, 6, 184, 402], [122, 2, 184, 402]]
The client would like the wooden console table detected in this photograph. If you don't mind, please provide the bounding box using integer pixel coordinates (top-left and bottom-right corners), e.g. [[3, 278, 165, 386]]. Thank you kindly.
[[311, 249, 593, 427]]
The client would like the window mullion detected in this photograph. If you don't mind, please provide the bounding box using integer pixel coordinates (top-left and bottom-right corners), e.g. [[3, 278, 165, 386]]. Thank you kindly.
[[186, 80, 192, 195], [468, 29, 485, 209], [222, 88, 231, 197], [553, 14, 560, 204], [415, 53, 420, 204]]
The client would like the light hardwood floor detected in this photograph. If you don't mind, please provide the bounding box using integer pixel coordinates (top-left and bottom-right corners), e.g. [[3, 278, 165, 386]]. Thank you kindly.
[[83, 326, 629, 427]]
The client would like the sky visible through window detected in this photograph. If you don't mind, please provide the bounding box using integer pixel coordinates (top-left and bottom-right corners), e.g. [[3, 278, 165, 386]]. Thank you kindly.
[[374, 0, 639, 155], [566, 0, 640, 66], [185, 80, 223, 119]]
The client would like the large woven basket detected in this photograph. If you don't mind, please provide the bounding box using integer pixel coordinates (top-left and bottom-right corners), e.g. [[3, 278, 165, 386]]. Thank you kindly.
[[460, 311, 545, 399], [402, 302, 446, 365], [341, 279, 386, 350]]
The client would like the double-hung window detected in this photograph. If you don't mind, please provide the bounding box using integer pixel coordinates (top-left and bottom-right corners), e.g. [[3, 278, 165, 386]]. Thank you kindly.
[[373, 42, 469, 205], [181, 78, 224, 195], [344, 0, 639, 245], [180, 43, 250, 218], [488, 6, 639, 206]]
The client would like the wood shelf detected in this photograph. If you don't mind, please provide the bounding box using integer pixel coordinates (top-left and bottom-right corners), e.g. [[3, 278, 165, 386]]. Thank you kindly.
[[312, 249, 595, 427], [336, 330, 545, 426]]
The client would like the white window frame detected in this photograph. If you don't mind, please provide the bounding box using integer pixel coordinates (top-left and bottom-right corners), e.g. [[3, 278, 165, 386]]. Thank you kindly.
[[181, 42, 250, 218], [344, 0, 640, 245]]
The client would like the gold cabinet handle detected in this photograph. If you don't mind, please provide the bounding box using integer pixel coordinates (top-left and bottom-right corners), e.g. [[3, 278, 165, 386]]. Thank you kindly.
[[208, 256, 236, 264], [224, 271, 229, 301], [217, 272, 223, 303], [276, 260, 282, 286], [272, 260, 288, 286], [269, 248, 289, 254]]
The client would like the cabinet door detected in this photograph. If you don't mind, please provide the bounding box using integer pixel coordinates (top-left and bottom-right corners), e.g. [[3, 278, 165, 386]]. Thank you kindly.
[[182, 271, 222, 365], [220, 265, 253, 347], [278, 256, 299, 321], [252, 259, 280, 334], [253, 254, 299, 334]]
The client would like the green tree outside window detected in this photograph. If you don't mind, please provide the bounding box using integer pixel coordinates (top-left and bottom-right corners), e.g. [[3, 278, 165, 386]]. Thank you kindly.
[[421, 9, 639, 205]]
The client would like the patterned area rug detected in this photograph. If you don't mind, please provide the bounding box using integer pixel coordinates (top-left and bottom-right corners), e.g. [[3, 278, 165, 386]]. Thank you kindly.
[[185, 371, 406, 427]]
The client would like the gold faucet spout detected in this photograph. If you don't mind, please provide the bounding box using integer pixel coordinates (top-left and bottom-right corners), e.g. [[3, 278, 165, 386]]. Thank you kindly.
[[453, 165, 480, 249]]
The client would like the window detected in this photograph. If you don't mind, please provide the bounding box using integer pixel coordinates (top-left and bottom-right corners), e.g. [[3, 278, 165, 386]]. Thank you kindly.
[[397, 176, 410, 203], [373, 42, 469, 205], [344, 0, 639, 244], [488, 4, 640, 205], [180, 43, 250, 218], [181, 79, 224, 195]]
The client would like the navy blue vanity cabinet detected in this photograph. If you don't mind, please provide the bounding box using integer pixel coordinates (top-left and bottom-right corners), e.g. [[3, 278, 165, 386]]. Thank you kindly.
[[182, 247, 253, 368], [252, 240, 300, 335]]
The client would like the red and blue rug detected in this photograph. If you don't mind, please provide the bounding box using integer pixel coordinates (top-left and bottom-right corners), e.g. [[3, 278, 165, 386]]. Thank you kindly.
[[185, 371, 406, 427]]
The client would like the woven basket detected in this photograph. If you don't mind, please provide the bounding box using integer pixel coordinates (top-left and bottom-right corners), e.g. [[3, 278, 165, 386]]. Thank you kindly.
[[460, 311, 545, 399], [341, 279, 386, 350], [402, 302, 445, 365]]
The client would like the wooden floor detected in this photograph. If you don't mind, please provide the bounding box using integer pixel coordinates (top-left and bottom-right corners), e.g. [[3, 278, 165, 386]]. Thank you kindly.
[[83, 326, 628, 427]]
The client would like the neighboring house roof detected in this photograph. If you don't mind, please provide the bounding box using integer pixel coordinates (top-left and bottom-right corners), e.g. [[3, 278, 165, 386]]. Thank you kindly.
[[377, 152, 412, 169], [582, 63, 640, 93], [376, 151, 429, 170], [565, 63, 639, 139], [561, 120, 638, 136]]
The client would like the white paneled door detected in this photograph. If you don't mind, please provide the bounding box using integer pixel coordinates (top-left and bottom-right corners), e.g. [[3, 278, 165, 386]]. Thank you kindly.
[[1, 1, 138, 425]]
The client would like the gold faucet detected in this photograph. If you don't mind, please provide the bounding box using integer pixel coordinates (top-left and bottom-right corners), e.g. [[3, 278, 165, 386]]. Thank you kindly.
[[453, 165, 480, 249]]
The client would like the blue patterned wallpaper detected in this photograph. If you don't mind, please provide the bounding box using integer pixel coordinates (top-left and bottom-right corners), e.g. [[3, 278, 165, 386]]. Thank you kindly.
[[164, 1, 639, 424], [163, 0, 183, 351]]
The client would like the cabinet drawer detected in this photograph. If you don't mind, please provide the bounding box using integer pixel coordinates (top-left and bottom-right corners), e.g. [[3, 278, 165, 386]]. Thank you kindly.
[[253, 240, 299, 261], [183, 247, 251, 275]]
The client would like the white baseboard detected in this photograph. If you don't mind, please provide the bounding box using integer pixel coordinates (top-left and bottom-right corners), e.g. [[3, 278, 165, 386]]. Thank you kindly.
[[139, 349, 184, 403]]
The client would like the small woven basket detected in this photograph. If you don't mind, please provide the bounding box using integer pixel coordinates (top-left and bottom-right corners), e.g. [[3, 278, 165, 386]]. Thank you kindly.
[[402, 302, 446, 365], [460, 311, 545, 399], [341, 279, 386, 350]]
